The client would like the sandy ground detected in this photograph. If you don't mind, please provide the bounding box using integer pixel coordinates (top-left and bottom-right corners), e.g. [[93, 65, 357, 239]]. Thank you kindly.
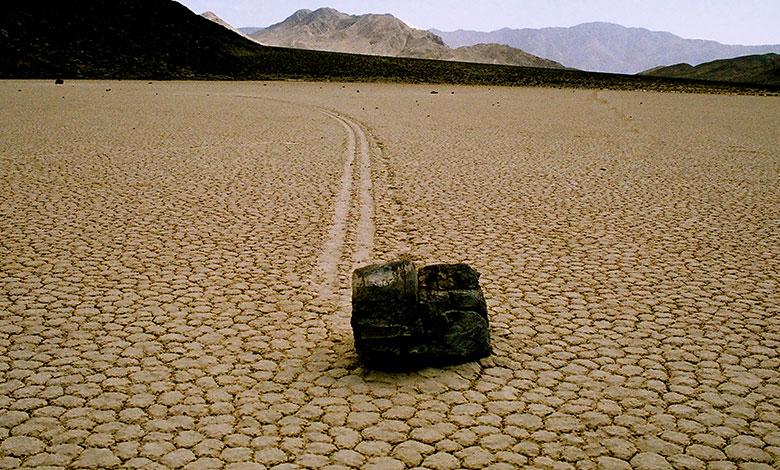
[[1, 80, 778, 469]]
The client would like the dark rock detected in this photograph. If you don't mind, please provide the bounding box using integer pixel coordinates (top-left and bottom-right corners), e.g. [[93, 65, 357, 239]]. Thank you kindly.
[[352, 260, 421, 337], [54, 78, 64, 84], [417, 264, 490, 364], [351, 261, 421, 365], [414, 310, 490, 363], [351, 261, 491, 369], [418, 263, 488, 323]]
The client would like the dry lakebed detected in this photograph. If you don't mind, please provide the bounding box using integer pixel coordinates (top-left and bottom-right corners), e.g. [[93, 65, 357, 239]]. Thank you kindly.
[[1, 80, 778, 469]]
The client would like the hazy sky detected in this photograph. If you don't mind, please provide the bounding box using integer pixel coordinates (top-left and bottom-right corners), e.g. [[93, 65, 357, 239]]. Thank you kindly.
[[177, 0, 780, 45]]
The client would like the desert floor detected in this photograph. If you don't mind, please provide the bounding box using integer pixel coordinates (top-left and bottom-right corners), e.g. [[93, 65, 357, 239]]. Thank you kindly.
[[1, 80, 778, 470]]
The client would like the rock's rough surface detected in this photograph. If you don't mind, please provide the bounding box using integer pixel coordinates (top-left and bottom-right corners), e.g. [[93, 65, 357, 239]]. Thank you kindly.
[[351, 260, 422, 364], [351, 261, 491, 368]]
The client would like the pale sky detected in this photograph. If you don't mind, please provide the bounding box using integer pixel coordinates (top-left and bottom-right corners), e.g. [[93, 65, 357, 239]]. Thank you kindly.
[[177, 0, 780, 45]]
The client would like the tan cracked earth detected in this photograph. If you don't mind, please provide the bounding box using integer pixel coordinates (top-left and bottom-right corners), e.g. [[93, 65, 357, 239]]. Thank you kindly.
[[0, 80, 778, 470]]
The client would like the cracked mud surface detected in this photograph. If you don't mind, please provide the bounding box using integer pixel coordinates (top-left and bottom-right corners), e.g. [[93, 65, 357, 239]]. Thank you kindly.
[[1, 80, 779, 469]]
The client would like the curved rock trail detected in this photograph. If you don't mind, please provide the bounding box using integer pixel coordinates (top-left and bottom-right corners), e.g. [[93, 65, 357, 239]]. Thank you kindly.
[[317, 110, 375, 313], [222, 93, 376, 314]]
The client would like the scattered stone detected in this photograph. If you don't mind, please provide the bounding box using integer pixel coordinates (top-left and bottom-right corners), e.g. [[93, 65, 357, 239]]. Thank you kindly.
[[55, 79, 64, 84], [351, 261, 491, 369]]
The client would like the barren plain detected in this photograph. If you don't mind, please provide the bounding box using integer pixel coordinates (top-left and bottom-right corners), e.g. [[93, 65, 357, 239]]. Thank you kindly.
[[1, 80, 779, 469]]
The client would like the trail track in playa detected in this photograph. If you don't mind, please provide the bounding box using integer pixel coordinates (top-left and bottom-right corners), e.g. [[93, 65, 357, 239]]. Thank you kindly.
[[0, 80, 778, 470], [316, 110, 375, 314]]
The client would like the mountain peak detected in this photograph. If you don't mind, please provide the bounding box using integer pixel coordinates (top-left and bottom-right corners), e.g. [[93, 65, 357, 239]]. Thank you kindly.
[[278, 9, 313, 26], [311, 7, 344, 16], [250, 7, 562, 69], [255, 7, 447, 58], [282, 7, 351, 25]]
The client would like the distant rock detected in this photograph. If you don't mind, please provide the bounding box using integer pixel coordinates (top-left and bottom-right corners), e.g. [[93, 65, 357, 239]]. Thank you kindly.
[[351, 260, 491, 369], [639, 53, 780, 86], [432, 22, 780, 74], [251, 8, 563, 68]]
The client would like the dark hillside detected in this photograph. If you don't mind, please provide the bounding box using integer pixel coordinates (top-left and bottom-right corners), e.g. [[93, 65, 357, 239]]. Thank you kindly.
[[1, 0, 266, 79], [640, 54, 780, 86]]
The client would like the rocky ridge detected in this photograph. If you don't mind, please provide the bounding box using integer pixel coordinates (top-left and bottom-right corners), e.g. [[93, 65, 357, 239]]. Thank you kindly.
[[250, 8, 565, 69]]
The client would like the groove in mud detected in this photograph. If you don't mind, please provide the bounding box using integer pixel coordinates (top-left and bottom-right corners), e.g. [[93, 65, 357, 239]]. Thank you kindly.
[[346, 118, 374, 270], [317, 111, 375, 303]]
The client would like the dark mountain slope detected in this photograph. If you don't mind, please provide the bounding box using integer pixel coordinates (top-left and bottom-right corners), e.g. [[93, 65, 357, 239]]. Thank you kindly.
[[1, 0, 268, 79], [641, 54, 780, 86]]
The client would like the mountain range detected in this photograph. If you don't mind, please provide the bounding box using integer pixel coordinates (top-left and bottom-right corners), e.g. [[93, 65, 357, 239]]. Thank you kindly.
[[432, 23, 780, 74], [2, 0, 777, 92], [244, 8, 564, 69]]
